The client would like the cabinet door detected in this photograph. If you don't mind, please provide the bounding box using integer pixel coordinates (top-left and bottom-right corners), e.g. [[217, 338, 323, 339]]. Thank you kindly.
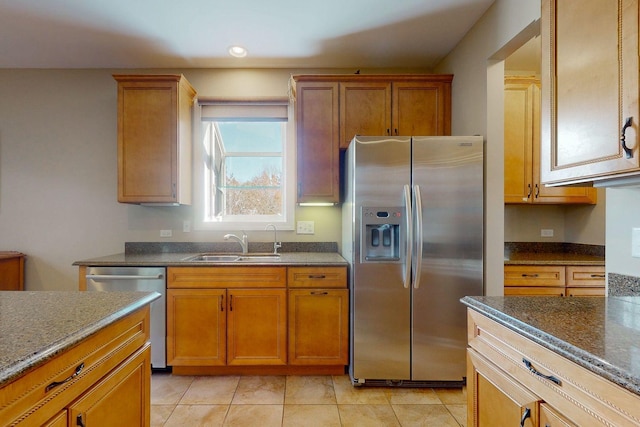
[[340, 82, 391, 148], [504, 78, 597, 204], [0, 255, 24, 290], [227, 289, 287, 365], [540, 0, 640, 185], [540, 403, 577, 426], [167, 289, 226, 366], [288, 289, 349, 365], [391, 80, 451, 136], [504, 80, 535, 203], [468, 349, 540, 427], [68, 345, 151, 427], [295, 81, 340, 204], [42, 411, 67, 427]]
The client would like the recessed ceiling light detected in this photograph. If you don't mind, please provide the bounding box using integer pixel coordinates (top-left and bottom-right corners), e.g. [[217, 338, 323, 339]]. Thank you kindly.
[[228, 46, 248, 58]]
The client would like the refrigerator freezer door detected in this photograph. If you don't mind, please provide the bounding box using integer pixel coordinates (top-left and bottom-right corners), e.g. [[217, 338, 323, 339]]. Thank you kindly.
[[348, 136, 413, 382], [411, 136, 484, 382]]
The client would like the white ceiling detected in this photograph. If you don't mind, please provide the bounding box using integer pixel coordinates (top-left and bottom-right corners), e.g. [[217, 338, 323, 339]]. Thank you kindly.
[[0, 0, 495, 69]]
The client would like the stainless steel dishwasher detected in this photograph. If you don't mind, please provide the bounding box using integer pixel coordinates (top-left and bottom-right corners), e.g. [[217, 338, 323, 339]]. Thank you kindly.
[[86, 266, 167, 368]]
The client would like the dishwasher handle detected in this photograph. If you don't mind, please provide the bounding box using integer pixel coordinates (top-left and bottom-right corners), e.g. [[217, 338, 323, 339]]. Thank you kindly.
[[86, 273, 164, 280]]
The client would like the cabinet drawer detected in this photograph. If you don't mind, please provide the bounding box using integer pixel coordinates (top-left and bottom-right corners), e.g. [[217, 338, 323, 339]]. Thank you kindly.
[[168, 266, 287, 289], [565, 266, 605, 287], [504, 286, 565, 296], [566, 287, 605, 297], [504, 265, 565, 287], [1, 307, 149, 426], [287, 267, 347, 288], [468, 309, 640, 426]]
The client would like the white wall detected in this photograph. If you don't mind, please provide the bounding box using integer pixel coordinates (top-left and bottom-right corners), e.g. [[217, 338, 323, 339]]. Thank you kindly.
[[606, 188, 640, 278], [0, 69, 347, 290], [434, 0, 541, 295], [0, 67, 434, 291]]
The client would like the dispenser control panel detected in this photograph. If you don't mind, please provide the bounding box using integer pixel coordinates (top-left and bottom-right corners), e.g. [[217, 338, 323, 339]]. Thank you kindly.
[[361, 206, 403, 262]]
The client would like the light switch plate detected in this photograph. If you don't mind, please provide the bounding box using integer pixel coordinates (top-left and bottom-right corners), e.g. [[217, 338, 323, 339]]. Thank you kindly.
[[632, 228, 640, 257], [297, 221, 315, 234], [160, 229, 172, 237]]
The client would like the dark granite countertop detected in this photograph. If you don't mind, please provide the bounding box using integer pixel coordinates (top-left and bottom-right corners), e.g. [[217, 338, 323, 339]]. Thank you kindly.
[[504, 252, 605, 266], [0, 291, 160, 388], [73, 251, 347, 267], [461, 296, 640, 396]]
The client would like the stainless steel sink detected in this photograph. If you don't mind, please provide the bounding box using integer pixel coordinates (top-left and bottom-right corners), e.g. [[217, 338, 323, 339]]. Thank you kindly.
[[182, 253, 280, 262]]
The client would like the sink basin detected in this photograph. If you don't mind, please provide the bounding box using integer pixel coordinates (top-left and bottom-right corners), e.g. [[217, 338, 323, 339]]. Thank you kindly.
[[182, 253, 281, 262]]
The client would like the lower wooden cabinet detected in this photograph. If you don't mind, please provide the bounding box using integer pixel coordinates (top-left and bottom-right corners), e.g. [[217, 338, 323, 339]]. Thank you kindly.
[[167, 265, 348, 375], [504, 265, 605, 296], [67, 346, 150, 427], [2, 307, 151, 426], [288, 288, 348, 365], [467, 308, 640, 426], [467, 349, 539, 426], [0, 251, 25, 290]]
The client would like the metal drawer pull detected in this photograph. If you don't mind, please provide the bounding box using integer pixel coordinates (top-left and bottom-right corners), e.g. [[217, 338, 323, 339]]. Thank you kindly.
[[523, 358, 561, 385], [621, 116, 634, 159], [521, 274, 539, 278], [311, 291, 329, 295], [77, 414, 86, 427], [520, 407, 531, 427], [85, 274, 164, 280], [590, 274, 605, 278], [307, 275, 326, 279], [46, 362, 85, 392]]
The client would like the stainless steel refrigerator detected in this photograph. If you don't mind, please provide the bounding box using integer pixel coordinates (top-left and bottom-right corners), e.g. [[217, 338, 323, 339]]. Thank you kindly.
[[341, 135, 484, 387]]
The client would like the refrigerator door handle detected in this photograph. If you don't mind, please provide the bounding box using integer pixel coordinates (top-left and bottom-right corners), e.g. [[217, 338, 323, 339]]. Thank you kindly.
[[413, 185, 424, 288], [403, 184, 412, 289]]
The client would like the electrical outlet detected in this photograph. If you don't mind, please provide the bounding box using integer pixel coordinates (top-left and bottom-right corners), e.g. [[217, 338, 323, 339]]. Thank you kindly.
[[297, 221, 315, 234], [540, 229, 554, 237], [160, 229, 172, 237], [183, 220, 191, 233]]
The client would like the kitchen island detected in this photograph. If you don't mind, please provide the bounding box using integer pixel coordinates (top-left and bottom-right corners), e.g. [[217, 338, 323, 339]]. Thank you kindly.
[[0, 291, 159, 426], [462, 296, 640, 426]]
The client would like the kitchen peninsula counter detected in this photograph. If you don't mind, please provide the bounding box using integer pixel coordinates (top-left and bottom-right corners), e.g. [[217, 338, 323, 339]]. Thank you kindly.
[[462, 295, 640, 396], [0, 290, 159, 387]]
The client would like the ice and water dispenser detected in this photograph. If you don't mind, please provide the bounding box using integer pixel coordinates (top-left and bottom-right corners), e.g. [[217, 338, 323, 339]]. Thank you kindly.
[[361, 207, 402, 262]]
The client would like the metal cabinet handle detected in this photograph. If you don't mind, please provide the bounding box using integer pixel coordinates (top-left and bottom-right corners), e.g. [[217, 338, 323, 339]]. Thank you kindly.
[[77, 414, 86, 427], [591, 274, 606, 278], [520, 407, 531, 427], [534, 184, 540, 198], [526, 183, 532, 198], [46, 362, 84, 392], [307, 275, 326, 279], [86, 274, 163, 280], [521, 274, 539, 278], [621, 116, 634, 159], [523, 358, 561, 385], [310, 291, 329, 295]]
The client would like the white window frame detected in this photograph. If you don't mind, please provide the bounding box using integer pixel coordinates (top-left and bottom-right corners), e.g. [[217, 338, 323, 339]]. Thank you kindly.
[[193, 98, 295, 231]]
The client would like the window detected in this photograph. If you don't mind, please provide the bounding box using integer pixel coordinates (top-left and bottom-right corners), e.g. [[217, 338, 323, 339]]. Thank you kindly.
[[194, 99, 294, 230]]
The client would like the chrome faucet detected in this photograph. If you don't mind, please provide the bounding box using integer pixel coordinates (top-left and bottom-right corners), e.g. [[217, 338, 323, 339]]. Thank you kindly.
[[265, 224, 281, 254], [224, 232, 248, 254]]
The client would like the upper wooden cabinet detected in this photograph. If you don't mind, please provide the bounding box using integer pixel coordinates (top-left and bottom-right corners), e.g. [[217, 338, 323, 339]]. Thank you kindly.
[[114, 74, 196, 204], [293, 81, 340, 204], [291, 74, 452, 204], [339, 76, 452, 149], [540, 0, 640, 185], [504, 76, 596, 204]]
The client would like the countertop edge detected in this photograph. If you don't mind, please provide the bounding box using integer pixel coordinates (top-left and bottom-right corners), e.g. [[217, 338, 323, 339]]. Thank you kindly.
[[0, 292, 160, 387], [460, 296, 640, 396]]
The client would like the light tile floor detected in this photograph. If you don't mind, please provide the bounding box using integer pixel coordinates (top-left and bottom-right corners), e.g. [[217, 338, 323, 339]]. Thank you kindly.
[[151, 373, 467, 426]]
